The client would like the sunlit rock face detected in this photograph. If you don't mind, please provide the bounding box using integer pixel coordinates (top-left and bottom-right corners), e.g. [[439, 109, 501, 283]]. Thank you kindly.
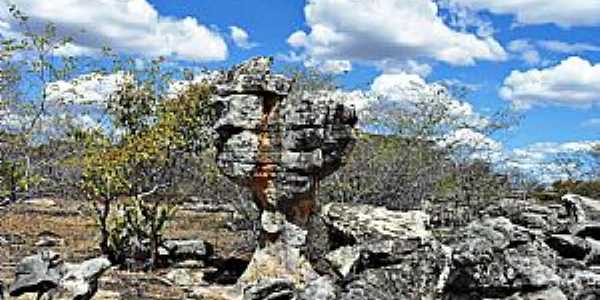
[[212, 56, 357, 227]]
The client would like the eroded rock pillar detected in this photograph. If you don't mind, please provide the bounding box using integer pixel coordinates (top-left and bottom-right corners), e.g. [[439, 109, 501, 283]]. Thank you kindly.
[[212, 57, 357, 287]]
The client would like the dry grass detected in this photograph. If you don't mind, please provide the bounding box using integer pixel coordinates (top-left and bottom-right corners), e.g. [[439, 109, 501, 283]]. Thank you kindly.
[[0, 199, 250, 299]]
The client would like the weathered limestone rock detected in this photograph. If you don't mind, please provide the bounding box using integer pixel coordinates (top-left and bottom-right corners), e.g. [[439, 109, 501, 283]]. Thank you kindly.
[[212, 56, 357, 287], [9, 250, 63, 297], [242, 278, 296, 300], [163, 239, 210, 260], [447, 217, 561, 299], [9, 251, 111, 300], [321, 202, 431, 243]]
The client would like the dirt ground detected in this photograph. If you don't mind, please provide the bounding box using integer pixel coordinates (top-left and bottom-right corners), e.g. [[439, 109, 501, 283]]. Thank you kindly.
[[0, 198, 252, 299]]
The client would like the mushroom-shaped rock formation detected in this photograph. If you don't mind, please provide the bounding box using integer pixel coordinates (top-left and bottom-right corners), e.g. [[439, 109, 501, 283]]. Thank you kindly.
[[212, 57, 357, 287]]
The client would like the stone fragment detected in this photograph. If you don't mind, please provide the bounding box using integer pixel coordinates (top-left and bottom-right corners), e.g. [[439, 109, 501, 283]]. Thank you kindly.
[[243, 278, 296, 300], [163, 239, 210, 260]]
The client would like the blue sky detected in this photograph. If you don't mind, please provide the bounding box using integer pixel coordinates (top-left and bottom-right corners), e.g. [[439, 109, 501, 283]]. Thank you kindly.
[[0, 0, 599, 180], [146, 0, 600, 149]]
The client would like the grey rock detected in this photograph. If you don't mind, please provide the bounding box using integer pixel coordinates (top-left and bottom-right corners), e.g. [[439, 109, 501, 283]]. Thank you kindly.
[[212, 56, 356, 223], [343, 240, 451, 300], [325, 246, 361, 279], [545, 234, 591, 260], [59, 257, 111, 300], [447, 218, 560, 298], [0, 281, 4, 300], [165, 269, 194, 286], [243, 278, 297, 300], [9, 250, 62, 297], [212, 56, 357, 287], [9, 252, 111, 300], [163, 239, 209, 259], [560, 270, 600, 299], [320, 202, 431, 244], [504, 287, 567, 300], [299, 276, 337, 300]]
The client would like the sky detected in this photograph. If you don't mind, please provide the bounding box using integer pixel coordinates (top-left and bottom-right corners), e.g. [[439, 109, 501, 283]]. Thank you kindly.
[[0, 0, 599, 182]]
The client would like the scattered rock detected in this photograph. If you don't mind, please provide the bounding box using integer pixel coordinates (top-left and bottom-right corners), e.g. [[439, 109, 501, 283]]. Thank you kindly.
[[560, 270, 600, 299], [163, 239, 210, 260], [35, 233, 64, 248], [165, 269, 194, 286], [325, 246, 360, 279], [342, 239, 451, 300], [23, 198, 57, 208], [9, 250, 62, 297], [243, 278, 296, 300], [299, 276, 337, 300], [9, 251, 111, 300], [59, 257, 112, 300], [93, 290, 122, 300], [447, 217, 560, 298]]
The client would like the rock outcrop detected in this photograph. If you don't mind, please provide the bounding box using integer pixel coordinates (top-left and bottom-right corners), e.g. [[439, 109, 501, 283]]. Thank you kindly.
[[211, 57, 357, 289]]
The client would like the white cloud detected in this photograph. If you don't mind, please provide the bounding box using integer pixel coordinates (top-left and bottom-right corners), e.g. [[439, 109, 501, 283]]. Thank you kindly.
[[229, 26, 257, 49], [538, 40, 600, 54], [507, 39, 541, 65], [370, 73, 490, 130], [305, 58, 352, 74], [0, 0, 227, 61], [447, 0, 600, 27], [362, 72, 499, 157], [45, 72, 130, 107], [288, 0, 506, 70], [503, 141, 600, 183], [500, 57, 600, 110]]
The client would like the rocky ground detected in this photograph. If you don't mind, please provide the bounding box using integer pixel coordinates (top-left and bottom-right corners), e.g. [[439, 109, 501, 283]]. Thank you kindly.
[[0, 198, 253, 299], [2, 194, 600, 299]]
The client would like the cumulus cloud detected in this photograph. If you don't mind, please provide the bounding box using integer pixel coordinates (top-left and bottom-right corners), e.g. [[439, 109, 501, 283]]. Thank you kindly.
[[0, 0, 227, 61], [229, 26, 257, 49], [446, 0, 600, 27], [500, 57, 600, 110], [370, 73, 490, 130], [359, 72, 500, 157], [288, 0, 506, 70]]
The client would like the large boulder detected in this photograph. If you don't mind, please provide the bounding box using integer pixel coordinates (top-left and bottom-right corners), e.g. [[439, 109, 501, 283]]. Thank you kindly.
[[446, 217, 560, 298], [9, 251, 63, 297], [342, 240, 451, 300], [320, 202, 431, 244], [9, 251, 111, 300]]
